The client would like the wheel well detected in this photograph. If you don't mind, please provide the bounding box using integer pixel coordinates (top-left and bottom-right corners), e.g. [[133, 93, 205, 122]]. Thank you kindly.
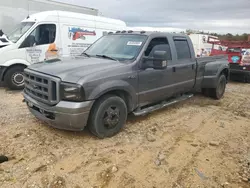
[[97, 90, 133, 112], [221, 68, 229, 80], [2, 64, 27, 81]]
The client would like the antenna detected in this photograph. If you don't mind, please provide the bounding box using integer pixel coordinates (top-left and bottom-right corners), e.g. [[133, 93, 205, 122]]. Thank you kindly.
[[27, 0, 30, 19]]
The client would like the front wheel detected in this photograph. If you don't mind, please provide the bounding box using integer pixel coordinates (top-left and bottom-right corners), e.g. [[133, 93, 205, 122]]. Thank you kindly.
[[4, 66, 26, 90], [88, 95, 128, 138], [210, 74, 227, 100]]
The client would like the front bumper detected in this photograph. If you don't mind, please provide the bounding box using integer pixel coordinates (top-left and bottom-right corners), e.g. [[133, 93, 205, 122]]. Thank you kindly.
[[23, 92, 94, 131], [0, 66, 7, 82], [230, 69, 250, 75], [229, 64, 250, 81], [230, 68, 250, 82]]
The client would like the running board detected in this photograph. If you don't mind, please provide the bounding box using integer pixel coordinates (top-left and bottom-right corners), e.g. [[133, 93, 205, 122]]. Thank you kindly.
[[133, 93, 194, 116]]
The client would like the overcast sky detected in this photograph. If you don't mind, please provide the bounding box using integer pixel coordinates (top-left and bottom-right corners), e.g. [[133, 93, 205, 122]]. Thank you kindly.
[[56, 0, 250, 34]]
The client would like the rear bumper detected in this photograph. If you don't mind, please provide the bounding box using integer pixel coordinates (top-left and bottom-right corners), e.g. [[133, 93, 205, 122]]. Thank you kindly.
[[23, 92, 94, 131], [230, 69, 250, 75], [229, 64, 250, 76], [230, 66, 250, 82]]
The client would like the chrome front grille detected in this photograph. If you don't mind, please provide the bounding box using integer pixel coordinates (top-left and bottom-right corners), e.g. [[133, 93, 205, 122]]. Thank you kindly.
[[24, 69, 60, 105]]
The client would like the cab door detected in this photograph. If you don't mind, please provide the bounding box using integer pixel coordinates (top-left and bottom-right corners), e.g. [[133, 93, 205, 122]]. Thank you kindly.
[[20, 23, 59, 64], [138, 37, 175, 106]]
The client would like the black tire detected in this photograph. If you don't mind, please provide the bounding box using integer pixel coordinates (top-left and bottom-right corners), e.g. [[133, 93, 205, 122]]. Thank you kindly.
[[210, 74, 227, 100], [244, 75, 250, 83], [88, 95, 128, 138], [4, 66, 26, 90]]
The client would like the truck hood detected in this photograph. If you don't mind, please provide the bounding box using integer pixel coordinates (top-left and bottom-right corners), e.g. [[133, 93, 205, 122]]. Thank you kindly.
[[0, 42, 16, 52], [27, 57, 125, 83], [0, 36, 12, 47]]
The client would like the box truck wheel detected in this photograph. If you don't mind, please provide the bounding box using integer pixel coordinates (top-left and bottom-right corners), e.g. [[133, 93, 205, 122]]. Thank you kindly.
[[88, 95, 127, 138], [4, 65, 26, 90]]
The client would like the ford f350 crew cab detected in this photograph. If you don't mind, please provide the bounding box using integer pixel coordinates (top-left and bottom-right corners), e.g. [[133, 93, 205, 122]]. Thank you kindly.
[[23, 31, 229, 138]]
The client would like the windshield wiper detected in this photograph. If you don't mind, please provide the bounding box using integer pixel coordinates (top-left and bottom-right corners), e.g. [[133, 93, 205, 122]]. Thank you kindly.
[[81, 52, 90, 57], [95, 54, 117, 61]]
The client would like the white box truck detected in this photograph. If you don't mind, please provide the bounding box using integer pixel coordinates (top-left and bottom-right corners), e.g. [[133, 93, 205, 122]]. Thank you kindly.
[[0, 0, 98, 34], [188, 34, 220, 57], [0, 10, 126, 90]]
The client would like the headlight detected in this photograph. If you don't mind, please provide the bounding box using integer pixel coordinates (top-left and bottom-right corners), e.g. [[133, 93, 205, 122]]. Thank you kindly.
[[60, 82, 85, 102]]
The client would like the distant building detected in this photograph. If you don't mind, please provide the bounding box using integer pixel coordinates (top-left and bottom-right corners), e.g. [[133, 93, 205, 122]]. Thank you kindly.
[[0, 0, 98, 34]]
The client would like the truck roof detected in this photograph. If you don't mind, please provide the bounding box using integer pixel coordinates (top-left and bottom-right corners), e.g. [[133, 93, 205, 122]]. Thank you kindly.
[[22, 10, 126, 27], [32, 0, 98, 12], [109, 30, 188, 38]]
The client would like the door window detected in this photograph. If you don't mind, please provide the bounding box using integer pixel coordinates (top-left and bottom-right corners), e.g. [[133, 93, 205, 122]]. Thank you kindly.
[[174, 39, 191, 59], [20, 24, 56, 48], [144, 37, 172, 60]]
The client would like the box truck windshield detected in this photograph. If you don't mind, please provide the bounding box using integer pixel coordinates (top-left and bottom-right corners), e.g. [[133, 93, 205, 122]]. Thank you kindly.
[[8, 22, 35, 43]]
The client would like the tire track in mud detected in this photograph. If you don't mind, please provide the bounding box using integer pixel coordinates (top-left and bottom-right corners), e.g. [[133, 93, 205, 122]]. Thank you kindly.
[[165, 92, 250, 188], [171, 147, 204, 188], [157, 102, 229, 187]]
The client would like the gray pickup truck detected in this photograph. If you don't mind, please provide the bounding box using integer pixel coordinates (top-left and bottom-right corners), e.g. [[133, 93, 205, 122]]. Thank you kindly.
[[23, 31, 229, 138]]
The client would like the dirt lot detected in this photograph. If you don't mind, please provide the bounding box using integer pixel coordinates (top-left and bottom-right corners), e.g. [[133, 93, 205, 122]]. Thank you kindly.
[[0, 82, 250, 188]]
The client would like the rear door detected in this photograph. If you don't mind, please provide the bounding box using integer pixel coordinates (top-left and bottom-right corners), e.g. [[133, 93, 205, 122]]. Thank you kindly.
[[171, 37, 196, 93]]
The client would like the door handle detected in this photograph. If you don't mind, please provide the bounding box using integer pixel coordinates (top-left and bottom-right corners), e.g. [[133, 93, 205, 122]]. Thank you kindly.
[[192, 64, 195, 69], [172, 67, 176, 72]]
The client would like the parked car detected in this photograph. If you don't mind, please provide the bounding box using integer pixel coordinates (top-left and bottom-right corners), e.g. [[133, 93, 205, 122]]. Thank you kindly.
[[0, 10, 126, 90], [230, 49, 250, 82], [23, 31, 229, 138]]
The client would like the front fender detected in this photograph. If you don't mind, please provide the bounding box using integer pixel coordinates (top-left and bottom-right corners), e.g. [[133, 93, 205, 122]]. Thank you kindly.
[[2, 59, 31, 67], [88, 80, 137, 110], [0, 59, 30, 81]]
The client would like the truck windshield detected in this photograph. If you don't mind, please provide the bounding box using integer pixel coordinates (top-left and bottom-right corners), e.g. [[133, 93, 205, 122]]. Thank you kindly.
[[85, 34, 147, 61], [228, 48, 241, 53], [8, 22, 35, 43]]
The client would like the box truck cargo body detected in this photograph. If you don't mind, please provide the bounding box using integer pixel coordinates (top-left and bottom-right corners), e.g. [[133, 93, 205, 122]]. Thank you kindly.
[[188, 34, 220, 57], [0, 0, 98, 34]]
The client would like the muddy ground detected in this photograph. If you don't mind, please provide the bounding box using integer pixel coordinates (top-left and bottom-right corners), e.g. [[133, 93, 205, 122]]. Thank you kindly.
[[0, 82, 250, 188]]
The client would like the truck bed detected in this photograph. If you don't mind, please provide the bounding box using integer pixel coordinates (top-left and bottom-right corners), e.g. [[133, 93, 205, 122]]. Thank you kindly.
[[196, 55, 228, 63]]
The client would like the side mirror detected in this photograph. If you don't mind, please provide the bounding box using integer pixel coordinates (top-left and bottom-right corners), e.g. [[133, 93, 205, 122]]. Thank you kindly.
[[152, 50, 167, 69], [142, 50, 167, 70]]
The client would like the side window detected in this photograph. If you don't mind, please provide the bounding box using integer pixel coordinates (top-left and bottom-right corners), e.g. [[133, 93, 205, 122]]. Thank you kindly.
[[20, 24, 56, 48], [174, 39, 191, 59], [145, 37, 172, 60]]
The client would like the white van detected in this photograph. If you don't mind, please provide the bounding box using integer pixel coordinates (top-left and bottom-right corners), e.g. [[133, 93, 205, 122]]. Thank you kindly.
[[0, 10, 126, 89], [0, 35, 11, 48]]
